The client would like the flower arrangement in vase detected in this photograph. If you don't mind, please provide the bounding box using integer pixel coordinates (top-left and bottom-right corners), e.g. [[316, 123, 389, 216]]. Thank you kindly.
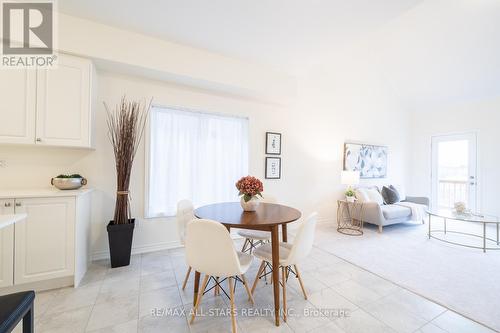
[[236, 176, 264, 211]]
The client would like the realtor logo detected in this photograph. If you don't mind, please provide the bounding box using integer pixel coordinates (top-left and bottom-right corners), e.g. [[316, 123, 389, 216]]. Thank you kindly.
[[1, 1, 56, 67]]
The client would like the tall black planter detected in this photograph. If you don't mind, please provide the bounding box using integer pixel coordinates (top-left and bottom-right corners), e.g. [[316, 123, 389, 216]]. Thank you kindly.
[[107, 219, 135, 268]]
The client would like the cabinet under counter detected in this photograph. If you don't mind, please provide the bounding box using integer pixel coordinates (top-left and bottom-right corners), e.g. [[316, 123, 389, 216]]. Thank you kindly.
[[0, 189, 92, 295]]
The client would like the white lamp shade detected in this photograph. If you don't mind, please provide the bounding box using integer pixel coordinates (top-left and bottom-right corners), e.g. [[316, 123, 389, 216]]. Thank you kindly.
[[341, 170, 360, 185]]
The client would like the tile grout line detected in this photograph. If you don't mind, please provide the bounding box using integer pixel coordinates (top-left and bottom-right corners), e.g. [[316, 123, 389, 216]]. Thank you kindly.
[[411, 307, 449, 333], [83, 271, 106, 332], [293, 233, 421, 332], [313, 225, 498, 331], [168, 249, 193, 332]]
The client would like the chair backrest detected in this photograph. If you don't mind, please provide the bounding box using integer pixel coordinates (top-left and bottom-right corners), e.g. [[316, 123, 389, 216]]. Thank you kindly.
[[185, 219, 243, 277], [261, 195, 277, 204], [176, 200, 194, 244], [284, 212, 318, 266]]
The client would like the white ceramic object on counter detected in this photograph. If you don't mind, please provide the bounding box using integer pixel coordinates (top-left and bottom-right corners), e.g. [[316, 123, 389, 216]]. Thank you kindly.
[[51, 177, 87, 190]]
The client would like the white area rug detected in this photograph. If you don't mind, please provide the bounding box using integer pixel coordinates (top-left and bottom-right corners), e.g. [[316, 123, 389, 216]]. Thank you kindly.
[[315, 219, 500, 332]]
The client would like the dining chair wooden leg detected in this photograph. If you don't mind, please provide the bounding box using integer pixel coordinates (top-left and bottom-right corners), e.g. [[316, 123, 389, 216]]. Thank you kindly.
[[240, 274, 254, 304], [251, 261, 266, 294], [228, 277, 237, 333], [190, 275, 209, 324], [281, 266, 287, 322], [182, 266, 192, 291], [294, 265, 308, 300], [193, 271, 201, 304]]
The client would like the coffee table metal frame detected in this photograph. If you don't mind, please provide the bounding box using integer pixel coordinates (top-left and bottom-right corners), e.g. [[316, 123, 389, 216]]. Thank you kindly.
[[427, 209, 500, 253]]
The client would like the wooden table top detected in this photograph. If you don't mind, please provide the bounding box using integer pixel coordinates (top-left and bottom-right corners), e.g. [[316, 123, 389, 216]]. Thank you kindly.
[[194, 202, 302, 229]]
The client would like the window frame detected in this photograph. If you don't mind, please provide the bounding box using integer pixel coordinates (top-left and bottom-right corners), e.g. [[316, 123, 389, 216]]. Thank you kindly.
[[144, 104, 249, 219]]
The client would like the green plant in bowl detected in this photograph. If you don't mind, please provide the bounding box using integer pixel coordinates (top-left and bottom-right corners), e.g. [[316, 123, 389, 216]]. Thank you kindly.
[[55, 174, 84, 178], [345, 189, 355, 197]]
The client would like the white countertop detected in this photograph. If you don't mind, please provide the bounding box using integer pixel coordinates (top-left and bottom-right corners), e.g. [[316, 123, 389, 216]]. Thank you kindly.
[[0, 188, 93, 199], [0, 213, 27, 230]]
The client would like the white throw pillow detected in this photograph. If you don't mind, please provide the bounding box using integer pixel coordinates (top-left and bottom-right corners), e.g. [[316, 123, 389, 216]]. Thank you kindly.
[[355, 189, 369, 202], [365, 189, 384, 205], [392, 185, 407, 201]]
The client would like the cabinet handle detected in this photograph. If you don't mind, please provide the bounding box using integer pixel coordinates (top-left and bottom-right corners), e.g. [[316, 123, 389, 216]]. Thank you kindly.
[[36, 138, 42, 142], [15, 202, 22, 207], [4, 202, 11, 207]]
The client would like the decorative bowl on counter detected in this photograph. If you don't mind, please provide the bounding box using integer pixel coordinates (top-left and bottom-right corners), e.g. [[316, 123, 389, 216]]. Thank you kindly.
[[51, 174, 87, 190]]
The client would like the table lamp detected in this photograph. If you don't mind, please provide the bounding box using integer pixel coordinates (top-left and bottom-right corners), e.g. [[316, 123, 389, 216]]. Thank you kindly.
[[341, 170, 360, 202]]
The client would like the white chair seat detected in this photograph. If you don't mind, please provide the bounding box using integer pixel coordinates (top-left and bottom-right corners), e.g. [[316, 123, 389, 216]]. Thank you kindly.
[[237, 229, 271, 240], [237, 252, 253, 272], [253, 242, 293, 265]]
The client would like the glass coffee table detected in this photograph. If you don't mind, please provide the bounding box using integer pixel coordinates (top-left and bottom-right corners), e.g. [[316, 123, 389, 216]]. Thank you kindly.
[[427, 208, 500, 252]]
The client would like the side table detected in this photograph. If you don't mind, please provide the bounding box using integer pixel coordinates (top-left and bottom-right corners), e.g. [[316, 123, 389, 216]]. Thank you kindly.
[[337, 200, 364, 236]]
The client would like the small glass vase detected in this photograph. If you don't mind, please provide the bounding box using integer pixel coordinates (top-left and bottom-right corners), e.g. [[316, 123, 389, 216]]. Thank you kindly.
[[240, 196, 260, 211]]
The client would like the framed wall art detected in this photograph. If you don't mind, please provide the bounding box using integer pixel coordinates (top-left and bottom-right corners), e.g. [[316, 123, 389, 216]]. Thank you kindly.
[[265, 157, 281, 179], [343, 142, 388, 179], [266, 132, 281, 155]]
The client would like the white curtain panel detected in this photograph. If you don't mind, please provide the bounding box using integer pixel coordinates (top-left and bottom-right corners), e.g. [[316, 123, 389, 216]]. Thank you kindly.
[[147, 107, 249, 217]]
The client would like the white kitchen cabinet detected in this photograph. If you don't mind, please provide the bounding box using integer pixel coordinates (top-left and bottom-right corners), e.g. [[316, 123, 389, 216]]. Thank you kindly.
[[0, 69, 36, 144], [36, 54, 94, 147], [0, 190, 91, 295], [0, 199, 15, 288], [0, 54, 94, 148], [14, 197, 75, 285]]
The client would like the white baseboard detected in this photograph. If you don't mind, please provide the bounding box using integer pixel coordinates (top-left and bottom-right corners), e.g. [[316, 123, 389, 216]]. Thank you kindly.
[[0, 276, 74, 295], [92, 240, 181, 261], [91, 227, 308, 262]]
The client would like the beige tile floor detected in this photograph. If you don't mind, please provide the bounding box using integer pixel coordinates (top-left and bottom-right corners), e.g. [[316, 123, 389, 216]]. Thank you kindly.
[[12, 236, 495, 333]]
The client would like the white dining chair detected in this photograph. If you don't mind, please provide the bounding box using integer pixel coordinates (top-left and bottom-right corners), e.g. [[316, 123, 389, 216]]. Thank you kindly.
[[237, 195, 277, 253], [177, 199, 195, 290], [251, 212, 318, 322], [185, 219, 254, 333]]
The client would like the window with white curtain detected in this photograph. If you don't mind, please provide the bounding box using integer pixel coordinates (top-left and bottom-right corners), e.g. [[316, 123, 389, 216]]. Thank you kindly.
[[146, 106, 249, 217]]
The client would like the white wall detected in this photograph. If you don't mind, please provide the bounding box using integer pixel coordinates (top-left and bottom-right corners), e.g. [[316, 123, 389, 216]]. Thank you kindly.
[[409, 98, 500, 217], [0, 13, 412, 259], [0, 69, 411, 258], [0, 70, 299, 258]]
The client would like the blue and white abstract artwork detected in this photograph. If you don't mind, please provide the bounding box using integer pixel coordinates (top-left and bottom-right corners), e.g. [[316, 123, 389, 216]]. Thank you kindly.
[[344, 143, 388, 179]]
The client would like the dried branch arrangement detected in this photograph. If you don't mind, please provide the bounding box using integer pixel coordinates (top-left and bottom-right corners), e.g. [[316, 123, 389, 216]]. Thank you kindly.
[[105, 96, 151, 225]]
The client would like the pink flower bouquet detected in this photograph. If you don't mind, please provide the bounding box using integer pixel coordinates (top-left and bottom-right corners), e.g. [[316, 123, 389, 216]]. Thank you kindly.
[[236, 176, 264, 202]]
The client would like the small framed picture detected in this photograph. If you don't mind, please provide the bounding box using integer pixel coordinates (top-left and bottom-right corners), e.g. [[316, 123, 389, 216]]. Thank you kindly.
[[266, 132, 281, 155], [265, 157, 281, 179]]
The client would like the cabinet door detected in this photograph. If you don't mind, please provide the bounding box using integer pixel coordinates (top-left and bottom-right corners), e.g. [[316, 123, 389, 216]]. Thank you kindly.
[[36, 54, 93, 147], [0, 69, 36, 144], [14, 197, 75, 284], [0, 199, 15, 288]]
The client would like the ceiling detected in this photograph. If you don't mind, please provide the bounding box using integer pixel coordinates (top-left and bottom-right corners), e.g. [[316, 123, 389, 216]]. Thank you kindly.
[[58, 0, 423, 75], [59, 0, 500, 107]]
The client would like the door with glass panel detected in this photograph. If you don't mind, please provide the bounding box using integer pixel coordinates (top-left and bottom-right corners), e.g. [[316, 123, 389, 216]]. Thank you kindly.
[[431, 133, 477, 212]]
